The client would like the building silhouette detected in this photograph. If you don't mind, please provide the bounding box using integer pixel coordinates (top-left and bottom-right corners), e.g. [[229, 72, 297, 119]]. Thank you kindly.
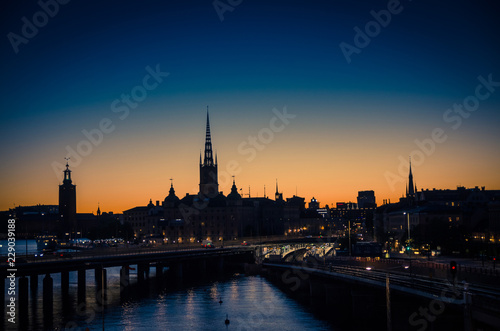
[[357, 190, 376, 209], [199, 110, 219, 197], [123, 110, 327, 243], [308, 197, 319, 210], [407, 157, 416, 200], [330, 194, 377, 241], [374, 158, 500, 253], [59, 160, 77, 236], [0, 205, 59, 236]]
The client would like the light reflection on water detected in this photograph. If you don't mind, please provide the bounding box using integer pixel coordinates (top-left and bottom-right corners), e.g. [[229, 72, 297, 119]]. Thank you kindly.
[[3, 266, 336, 330], [99, 275, 334, 331]]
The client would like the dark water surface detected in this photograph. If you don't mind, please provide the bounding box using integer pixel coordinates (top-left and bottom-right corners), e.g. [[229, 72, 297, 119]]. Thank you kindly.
[[3, 261, 336, 330]]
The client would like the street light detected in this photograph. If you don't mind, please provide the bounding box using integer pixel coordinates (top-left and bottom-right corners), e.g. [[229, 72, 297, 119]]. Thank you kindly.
[[348, 219, 351, 257], [481, 235, 485, 267], [404, 212, 412, 280], [403, 212, 410, 245]]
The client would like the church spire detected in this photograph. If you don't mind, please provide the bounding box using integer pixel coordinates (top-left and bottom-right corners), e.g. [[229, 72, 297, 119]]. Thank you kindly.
[[203, 106, 214, 166], [408, 156, 414, 198], [199, 107, 219, 196], [275, 179, 283, 201]]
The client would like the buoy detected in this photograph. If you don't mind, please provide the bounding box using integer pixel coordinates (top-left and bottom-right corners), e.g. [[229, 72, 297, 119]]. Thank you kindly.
[[225, 314, 230, 325], [219, 297, 223, 305]]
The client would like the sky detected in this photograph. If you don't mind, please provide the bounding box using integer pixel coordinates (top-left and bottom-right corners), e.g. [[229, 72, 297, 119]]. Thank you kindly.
[[1, 0, 499, 213]]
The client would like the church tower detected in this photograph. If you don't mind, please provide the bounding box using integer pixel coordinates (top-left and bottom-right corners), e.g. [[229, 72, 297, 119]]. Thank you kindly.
[[199, 108, 218, 197], [59, 158, 77, 236], [406, 157, 417, 201], [275, 179, 283, 202]]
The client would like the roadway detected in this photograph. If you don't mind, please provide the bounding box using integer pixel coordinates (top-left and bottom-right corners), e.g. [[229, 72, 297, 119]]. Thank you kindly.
[[0, 244, 255, 277]]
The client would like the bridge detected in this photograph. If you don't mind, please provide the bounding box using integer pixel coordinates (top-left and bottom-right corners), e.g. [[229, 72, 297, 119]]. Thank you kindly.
[[256, 240, 335, 262], [1, 244, 255, 323]]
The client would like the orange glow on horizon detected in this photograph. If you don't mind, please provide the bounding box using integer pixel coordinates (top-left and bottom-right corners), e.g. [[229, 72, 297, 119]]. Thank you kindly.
[[2, 103, 499, 214], [1, 139, 499, 214]]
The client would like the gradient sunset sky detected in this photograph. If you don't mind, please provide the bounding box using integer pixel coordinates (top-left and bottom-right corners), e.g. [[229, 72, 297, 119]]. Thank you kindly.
[[1, 0, 499, 213]]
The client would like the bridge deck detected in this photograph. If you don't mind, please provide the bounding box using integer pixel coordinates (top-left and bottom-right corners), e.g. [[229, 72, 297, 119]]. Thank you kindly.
[[1, 246, 254, 276]]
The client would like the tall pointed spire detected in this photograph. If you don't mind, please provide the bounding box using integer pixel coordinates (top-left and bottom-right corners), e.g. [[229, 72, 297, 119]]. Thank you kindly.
[[409, 157, 413, 180], [275, 179, 283, 201], [199, 107, 219, 196], [203, 106, 214, 167], [408, 156, 414, 198]]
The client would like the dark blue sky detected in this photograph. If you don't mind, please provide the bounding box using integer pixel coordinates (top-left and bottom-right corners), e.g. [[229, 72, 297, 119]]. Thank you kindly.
[[1, 0, 499, 211], [2, 1, 498, 106]]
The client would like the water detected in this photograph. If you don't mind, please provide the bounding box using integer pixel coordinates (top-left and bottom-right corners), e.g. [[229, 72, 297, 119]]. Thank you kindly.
[[0, 239, 38, 256], [91, 274, 334, 331], [4, 272, 335, 330], [2, 258, 336, 330]]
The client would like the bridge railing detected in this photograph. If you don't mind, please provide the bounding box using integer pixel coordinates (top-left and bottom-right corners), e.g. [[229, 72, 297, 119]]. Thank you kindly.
[[6, 243, 252, 264]]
